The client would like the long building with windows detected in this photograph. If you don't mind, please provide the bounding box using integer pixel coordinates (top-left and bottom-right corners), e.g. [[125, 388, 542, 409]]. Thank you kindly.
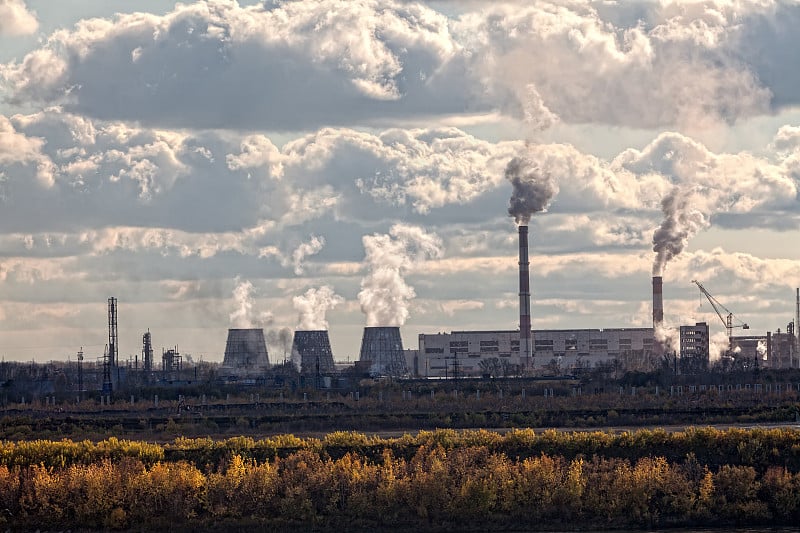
[[415, 328, 657, 378]]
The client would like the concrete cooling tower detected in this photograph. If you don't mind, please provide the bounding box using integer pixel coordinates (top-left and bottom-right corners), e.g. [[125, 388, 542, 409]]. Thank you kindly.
[[222, 328, 270, 373], [358, 326, 407, 377], [292, 330, 335, 374]]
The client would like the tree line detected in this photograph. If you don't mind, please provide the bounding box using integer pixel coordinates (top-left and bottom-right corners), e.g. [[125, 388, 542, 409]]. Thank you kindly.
[[2, 427, 800, 530]]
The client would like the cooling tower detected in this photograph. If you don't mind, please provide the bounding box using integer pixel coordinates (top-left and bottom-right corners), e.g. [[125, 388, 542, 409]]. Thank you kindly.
[[358, 326, 407, 377], [222, 328, 270, 372], [652, 276, 664, 328], [518, 225, 532, 366], [292, 330, 336, 374]]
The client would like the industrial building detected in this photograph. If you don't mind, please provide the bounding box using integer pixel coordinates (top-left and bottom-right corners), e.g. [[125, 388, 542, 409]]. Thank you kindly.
[[221, 328, 270, 375], [292, 330, 336, 374], [415, 328, 656, 378], [358, 326, 408, 376], [730, 330, 797, 369], [680, 323, 710, 359]]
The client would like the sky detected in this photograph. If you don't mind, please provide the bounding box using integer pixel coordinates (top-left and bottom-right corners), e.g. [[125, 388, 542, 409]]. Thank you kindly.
[[1, 0, 799, 364]]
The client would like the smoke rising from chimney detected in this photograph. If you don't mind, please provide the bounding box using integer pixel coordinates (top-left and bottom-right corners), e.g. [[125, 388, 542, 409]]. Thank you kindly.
[[506, 156, 558, 224], [358, 224, 442, 327], [229, 277, 273, 328], [293, 285, 343, 330], [266, 326, 293, 363], [652, 188, 709, 275]]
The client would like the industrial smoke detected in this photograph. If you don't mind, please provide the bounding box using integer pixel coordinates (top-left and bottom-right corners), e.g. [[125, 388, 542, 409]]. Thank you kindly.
[[506, 155, 556, 367], [229, 277, 273, 328], [651, 188, 708, 276], [358, 224, 442, 327], [293, 285, 343, 330], [266, 327, 293, 363], [506, 156, 558, 224]]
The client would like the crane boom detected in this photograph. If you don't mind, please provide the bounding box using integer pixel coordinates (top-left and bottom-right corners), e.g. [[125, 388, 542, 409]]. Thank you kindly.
[[691, 280, 749, 344]]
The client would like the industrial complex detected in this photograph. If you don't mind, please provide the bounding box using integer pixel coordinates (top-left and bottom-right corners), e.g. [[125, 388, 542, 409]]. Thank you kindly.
[[3, 221, 799, 398]]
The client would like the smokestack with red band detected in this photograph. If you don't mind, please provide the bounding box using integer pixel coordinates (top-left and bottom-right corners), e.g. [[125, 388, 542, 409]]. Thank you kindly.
[[652, 276, 664, 328], [519, 225, 532, 366]]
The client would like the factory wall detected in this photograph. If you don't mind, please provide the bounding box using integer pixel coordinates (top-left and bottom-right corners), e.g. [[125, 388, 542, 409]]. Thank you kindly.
[[417, 328, 656, 378]]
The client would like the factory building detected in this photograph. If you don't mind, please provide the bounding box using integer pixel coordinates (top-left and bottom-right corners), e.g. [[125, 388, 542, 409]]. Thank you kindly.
[[729, 335, 767, 367], [416, 328, 656, 378], [767, 330, 796, 369], [679, 322, 710, 372], [727, 329, 798, 369]]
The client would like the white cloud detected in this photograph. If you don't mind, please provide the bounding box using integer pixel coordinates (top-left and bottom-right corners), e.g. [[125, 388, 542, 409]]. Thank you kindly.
[[440, 299, 484, 316], [3, 1, 800, 129], [0, 0, 38, 36], [0, 115, 54, 186]]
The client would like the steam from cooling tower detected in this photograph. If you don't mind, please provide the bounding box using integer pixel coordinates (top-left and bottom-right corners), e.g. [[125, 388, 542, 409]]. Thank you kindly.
[[652, 188, 709, 276], [229, 277, 273, 328], [293, 286, 343, 330], [290, 235, 325, 275], [506, 156, 558, 224], [358, 224, 442, 327]]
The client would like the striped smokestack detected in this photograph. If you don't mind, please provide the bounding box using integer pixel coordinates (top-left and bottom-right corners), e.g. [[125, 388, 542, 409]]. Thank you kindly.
[[519, 225, 532, 366], [652, 276, 664, 328]]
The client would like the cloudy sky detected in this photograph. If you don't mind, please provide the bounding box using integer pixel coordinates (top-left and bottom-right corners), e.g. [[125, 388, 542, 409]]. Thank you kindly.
[[1, 0, 799, 364]]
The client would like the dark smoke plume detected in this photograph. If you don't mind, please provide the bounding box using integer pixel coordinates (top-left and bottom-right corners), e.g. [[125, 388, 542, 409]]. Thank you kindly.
[[652, 188, 708, 275], [506, 156, 558, 224], [267, 326, 293, 363]]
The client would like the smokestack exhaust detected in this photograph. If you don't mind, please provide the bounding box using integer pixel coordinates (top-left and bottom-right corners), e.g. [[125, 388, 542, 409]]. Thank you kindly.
[[653, 276, 664, 328], [519, 225, 532, 366]]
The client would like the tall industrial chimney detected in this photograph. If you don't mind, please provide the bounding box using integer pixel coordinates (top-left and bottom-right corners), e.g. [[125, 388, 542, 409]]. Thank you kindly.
[[519, 225, 532, 367], [795, 288, 799, 368], [652, 276, 664, 328]]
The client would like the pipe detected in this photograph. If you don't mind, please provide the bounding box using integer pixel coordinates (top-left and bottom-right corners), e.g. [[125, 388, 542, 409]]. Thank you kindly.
[[652, 276, 664, 328], [519, 225, 532, 366]]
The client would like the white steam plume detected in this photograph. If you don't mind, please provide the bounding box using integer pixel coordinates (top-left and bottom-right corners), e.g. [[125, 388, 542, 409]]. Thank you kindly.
[[358, 224, 442, 326], [293, 285, 343, 330], [506, 155, 559, 224], [757, 339, 768, 361], [290, 235, 325, 275], [654, 322, 679, 355], [229, 277, 273, 328], [652, 187, 709, 276], [709, 331, 731, 361]]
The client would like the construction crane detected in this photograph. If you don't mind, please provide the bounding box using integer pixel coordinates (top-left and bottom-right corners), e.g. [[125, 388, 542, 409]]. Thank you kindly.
[[692, 280, 749, 353]]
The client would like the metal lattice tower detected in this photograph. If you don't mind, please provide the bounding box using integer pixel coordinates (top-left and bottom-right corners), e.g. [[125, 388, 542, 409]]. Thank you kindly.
[[162, 346, 182, 379], [108, 297, 118, 370], [102, 344, 112, 395], [77, 348, 84, 401], [142, 330, 153, 372], [358, 326, 407, 377]]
